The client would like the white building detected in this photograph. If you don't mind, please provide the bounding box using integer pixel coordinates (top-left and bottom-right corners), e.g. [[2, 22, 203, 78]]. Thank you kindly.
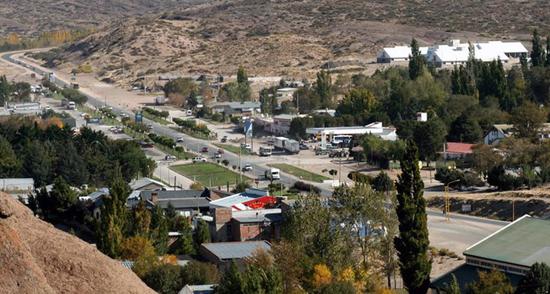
[[378, 39, 528, 67], [276, 88, 298, 102], [306, 122, 397, 148], [377, 46, 429, 63]]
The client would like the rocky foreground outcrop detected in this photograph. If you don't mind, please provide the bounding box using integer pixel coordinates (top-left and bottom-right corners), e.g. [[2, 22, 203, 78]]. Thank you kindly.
[[0, 192, 155, 294]]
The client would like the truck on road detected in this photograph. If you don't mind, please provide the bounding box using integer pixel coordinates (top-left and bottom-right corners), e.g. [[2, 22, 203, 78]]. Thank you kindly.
[[265, 168, 281, 181], [259, 146, 272, 156], [273, 137, 300, 154]]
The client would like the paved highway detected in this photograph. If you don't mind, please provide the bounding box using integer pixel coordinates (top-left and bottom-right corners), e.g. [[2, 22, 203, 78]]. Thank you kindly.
[[1, 51, 333, 196]]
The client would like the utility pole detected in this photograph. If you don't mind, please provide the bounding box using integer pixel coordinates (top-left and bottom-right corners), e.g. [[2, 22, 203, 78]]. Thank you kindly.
[[239, 147, 242, 182], [444, 179, 460, 221]]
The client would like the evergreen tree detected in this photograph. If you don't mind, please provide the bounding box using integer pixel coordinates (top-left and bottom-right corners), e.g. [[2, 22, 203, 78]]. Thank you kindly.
[[0, 135, 20, 177], [409, 38, 425, 80], [394, 140, 431, 294], [448, 113, 482, 143], [194, 219, 211, 251], [516, 262, 550, 294], [0, 75, 12, 105], [546, 37, 550, 67], [150, 205, 169, 255], [97, 167, 129, 258], [173, 216, 194, 255], [441, 274, 460, 294], [131, 200, 151, 237], [216, 261, 243, 294], [531, 29, 545, 67]]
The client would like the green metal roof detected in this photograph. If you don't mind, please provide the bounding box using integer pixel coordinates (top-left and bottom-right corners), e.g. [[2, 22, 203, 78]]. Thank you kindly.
[[431, 264, 523, 292], [464, 215, 550, 267]]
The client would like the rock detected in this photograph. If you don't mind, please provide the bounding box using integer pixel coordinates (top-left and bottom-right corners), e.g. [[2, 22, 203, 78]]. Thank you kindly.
[[0, 192, 154, 294]]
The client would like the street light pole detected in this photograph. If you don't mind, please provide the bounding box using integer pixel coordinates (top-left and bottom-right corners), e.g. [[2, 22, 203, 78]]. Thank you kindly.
[[444, 179, 460, 221]]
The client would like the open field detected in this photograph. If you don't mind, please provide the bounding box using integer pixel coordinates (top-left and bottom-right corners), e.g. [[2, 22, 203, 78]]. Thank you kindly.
[[268, 163, 330, 183], [170, 162, 250, 187]]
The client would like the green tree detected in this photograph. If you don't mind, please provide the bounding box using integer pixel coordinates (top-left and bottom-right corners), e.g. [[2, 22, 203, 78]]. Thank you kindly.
[[0, 135, 20, 177], [143, 264, 183, 294], [546, 37, 550, 67], [216, 261, 243, 294], [97, 168, 129, 258], [409, 38, 425, 80], [163, 78, 197, 107], [467, 269, 513, 294], [56, 141, 89, 186], [448, 113, 482, 143], [372, 171, 394, 192], [194, 219, 210, 250], [150, 205, 169, 255], [180, 261, 220, 285], [516, 262, 550, 294], [336, 88, 377, 125], [394, 141, 431, 294], [510, 101, 547, 140], [316, 70, 333, 108], [131, 200, 151, 237], [173, 216, 194, 255], [413, 117, 448, 162], [531, 29, 545, 67], [0, 75, 12, 104], [441, 274, 460, 294]]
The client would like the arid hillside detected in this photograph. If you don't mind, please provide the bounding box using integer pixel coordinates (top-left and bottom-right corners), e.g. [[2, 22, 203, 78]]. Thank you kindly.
[[0, 0, 206, 36], [31, 0, 550, 85], [0, 192, 155, 293]]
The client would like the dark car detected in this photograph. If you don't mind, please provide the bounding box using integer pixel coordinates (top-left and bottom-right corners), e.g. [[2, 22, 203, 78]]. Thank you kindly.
[[201, 146, 209, 153], [299, 143, 309, 150]]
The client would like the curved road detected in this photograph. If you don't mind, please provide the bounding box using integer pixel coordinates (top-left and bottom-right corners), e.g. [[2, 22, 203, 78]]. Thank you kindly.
[[1, 51, 333, 196]]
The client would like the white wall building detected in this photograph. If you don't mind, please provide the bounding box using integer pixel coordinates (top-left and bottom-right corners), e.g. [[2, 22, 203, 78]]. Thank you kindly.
[[378, 39, 528, 67], [306, 122, 397, 148]]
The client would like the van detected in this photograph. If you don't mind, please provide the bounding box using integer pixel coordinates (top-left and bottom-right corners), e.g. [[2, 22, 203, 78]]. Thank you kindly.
[[67, 101, 76, 110], [265, 168, 281, 180]]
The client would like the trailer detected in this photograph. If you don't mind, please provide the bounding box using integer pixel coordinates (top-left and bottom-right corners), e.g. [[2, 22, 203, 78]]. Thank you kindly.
[[272, 137, 300, 154]]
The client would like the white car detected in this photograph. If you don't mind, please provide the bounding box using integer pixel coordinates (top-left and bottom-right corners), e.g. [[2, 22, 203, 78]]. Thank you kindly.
[[176, 137, 185, 143], [214, 153, 222, 159], [192, 156, 207, 163], [242, 164, 253, 172]]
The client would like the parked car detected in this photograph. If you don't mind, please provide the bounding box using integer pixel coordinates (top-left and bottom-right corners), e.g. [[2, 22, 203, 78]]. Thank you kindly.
[[139, 141, 154, 148], [192, 156, 207, 163], [201, 147, 209, 153], [214, 153, 222, 159], [176, 137, 185, 143], [299, 143, 309, 150], [165, 155, 177, 160], [242, 164, 253, 172], [217, 148, 224, 154], [221, 136, 228, 143], [241, 143, 252, 150]]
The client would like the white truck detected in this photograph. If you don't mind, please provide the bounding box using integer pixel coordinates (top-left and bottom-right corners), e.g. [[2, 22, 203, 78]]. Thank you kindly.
[[155, 96, 166, 105], [265, 168, 281, 181], [259, 146, 273, 157], [273, 137, 300, 154]]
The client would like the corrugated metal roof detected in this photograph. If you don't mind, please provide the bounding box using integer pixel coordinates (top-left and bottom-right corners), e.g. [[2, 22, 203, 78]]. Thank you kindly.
[[201, 241, 271, 260], [464, 215, 550, 267]]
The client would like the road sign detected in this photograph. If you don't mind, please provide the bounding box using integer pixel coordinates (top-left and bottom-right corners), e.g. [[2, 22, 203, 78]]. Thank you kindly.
[[244, 118, 253, 135], [135, 112, 143, 123]]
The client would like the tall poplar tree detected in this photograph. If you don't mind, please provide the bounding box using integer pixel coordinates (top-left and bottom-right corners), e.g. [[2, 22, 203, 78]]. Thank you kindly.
[[546, 36, 550, 67], [394, 140, 431, 293], [97, 166, 129, 258], [531, 29, 545, 67], [409, 38, 425, 80]]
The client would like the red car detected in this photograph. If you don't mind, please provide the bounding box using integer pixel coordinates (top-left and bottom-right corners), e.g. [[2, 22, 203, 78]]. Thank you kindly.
[[201, 146, 209, 153]]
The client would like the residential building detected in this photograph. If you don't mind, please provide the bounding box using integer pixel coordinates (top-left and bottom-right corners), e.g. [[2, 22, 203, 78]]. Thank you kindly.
[[230, 209, 282, 241], [211, 102, 261, 117], [431, 215, 550, 292], [378, 39, 527, 67], [276, 87, 298, 102], [483, 123, 550, 145], [0, 178, 34, 192], [79, 188, 109, 219], [209, 189, 280, 242], [199, 241, 271, 270], [377, 46, 429, 63], [442, 142, 475, 160], [129, 177, 167, 191], [127, 189, 211, 216]]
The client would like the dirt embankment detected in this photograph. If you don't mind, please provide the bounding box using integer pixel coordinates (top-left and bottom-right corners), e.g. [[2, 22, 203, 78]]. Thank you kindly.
[[0, 192, 155, 294]]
